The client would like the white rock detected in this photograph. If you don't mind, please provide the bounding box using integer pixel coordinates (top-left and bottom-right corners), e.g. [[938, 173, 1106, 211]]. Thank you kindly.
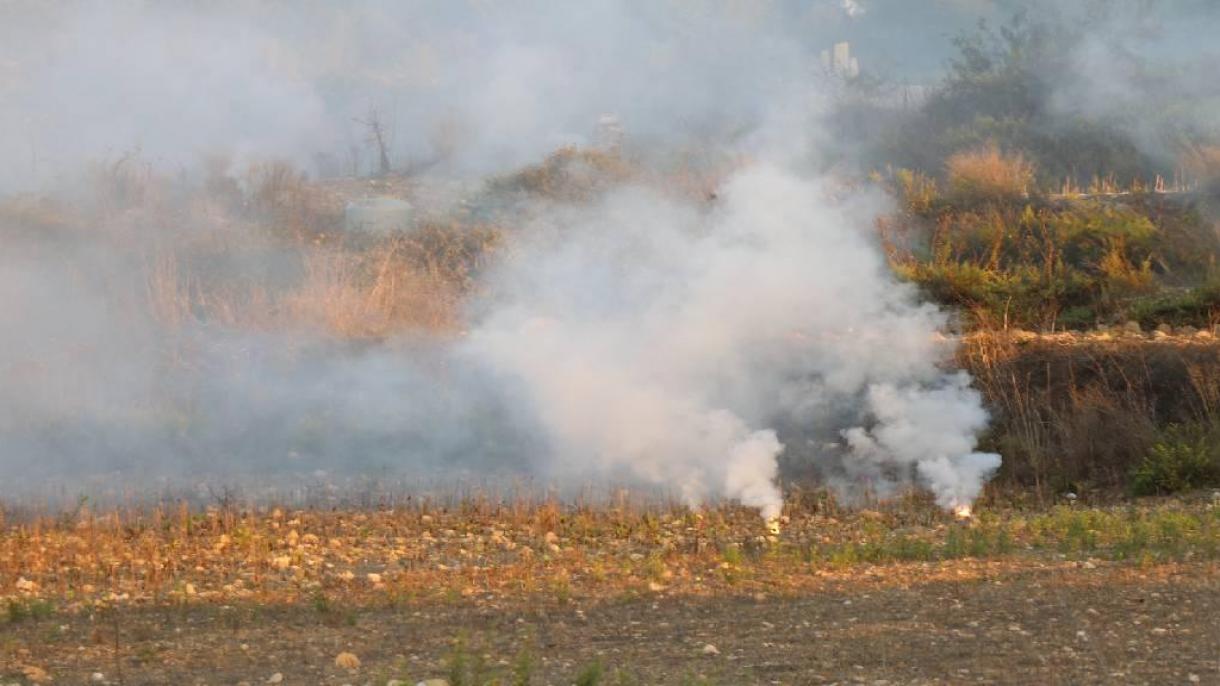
[[701, 643, 720, 656], [90, 673, 106, 683], [267, 673, 284, 684]]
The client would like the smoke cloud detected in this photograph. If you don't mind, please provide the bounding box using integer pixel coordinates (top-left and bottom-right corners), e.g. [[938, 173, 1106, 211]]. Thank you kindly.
[[0, 1, 1004, 515], [464, 165, 999, 516]]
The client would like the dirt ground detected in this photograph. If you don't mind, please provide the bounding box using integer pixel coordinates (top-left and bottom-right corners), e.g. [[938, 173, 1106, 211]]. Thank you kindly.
[[3, 561, 1217, 685]]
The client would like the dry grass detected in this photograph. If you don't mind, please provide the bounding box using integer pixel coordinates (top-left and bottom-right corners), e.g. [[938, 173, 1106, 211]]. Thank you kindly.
[[260, 226, 497, 337], [946, 143, 1035, 201], [488, 146, 633, 202], [1, 156, 503, 342], [0, 494, 1216, 620], [960, 330, 1220, 497]]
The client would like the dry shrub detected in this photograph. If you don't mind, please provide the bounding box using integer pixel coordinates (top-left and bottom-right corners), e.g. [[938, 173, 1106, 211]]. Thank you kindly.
[[89, 154, 158, 215], [652, 150, 750, 203], [0, 195, 75, 240], [143, 234, 489, 339], [961, 332, 1220, 496], [285, 242, 465, 337], [894, 168, 939, 215], [245, 161, 344, 240], [144, 249, 195, 329], [490, 146, 632, 201], [946, 144, 1035, 202]]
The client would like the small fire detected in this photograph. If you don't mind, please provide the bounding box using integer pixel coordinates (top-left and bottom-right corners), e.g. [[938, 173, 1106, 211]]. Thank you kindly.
[[953, 504, 973, 520], [765, 517, 781, 536]]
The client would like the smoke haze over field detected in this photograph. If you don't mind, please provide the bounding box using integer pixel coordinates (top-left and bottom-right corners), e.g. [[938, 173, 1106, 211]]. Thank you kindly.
[[3, 2, 1217, 186], [32, 0, 1220, 511]]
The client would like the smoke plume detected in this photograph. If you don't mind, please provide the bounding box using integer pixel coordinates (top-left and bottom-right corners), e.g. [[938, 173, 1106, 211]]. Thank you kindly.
[[0, 1, 1004, 515], [459, 164, 999, 515]]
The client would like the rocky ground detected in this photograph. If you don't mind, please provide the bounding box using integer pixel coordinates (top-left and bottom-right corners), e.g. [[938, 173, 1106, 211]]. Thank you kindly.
[[2, 498, 1218, 684], [2, 561, 1217, 685]]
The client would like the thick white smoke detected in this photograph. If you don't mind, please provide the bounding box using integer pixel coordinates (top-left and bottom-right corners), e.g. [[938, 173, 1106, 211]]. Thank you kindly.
[[463, 165, 1000, 516], [843, 375, 1000, 509], [0, 1, 1007, 515]]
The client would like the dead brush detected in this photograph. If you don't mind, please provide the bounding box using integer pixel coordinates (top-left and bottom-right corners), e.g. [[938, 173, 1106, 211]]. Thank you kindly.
[[946, 143, 1035, 202], [244, 160, 344, 242], [488, 146, 633, 202], [960, 331, 1220, 496]]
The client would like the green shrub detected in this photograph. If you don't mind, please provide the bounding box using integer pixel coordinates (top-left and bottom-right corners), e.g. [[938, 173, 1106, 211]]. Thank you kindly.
[[5, 598, 55, 623], [573, 661, 605, 686], [1127, 279, 1220, 329], [1130, 425, 1220, 495]]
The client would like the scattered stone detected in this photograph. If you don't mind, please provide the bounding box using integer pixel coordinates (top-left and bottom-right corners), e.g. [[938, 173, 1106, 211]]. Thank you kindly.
[[1122, 320, 1142, 334], [267, 673, 284, 684], [701, 643, 720, 656], [334, 651, 361, 670], [91, 673, 105, 683], [1155, 323, 1174, 335], [416, 680, 450, 686]]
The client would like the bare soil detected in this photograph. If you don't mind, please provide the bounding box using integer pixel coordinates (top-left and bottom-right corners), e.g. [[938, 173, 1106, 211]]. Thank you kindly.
[[4, 561, 1217, 685]]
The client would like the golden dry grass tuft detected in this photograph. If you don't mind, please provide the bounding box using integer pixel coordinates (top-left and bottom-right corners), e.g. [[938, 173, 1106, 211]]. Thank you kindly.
[[946, 143, 1035, 202], [489, 147, 634, 202]]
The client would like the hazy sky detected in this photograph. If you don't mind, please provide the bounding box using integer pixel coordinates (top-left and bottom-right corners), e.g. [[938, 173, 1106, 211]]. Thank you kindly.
[[1, 0, 1217, 189]]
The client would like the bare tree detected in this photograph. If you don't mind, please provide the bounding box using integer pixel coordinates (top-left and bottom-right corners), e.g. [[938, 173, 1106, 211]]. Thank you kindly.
[[355, 106, 392, 176]]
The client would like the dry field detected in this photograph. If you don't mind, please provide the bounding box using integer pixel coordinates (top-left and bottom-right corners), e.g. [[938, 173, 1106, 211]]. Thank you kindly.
[[2, 495, 1218, 685]]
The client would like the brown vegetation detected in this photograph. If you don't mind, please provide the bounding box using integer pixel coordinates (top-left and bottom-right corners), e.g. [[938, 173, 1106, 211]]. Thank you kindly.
[[961, 331, 1220, 497], [946, 144, 1035, 202], [1, 158, 501, 341], [1, 494, 1216, 616]]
